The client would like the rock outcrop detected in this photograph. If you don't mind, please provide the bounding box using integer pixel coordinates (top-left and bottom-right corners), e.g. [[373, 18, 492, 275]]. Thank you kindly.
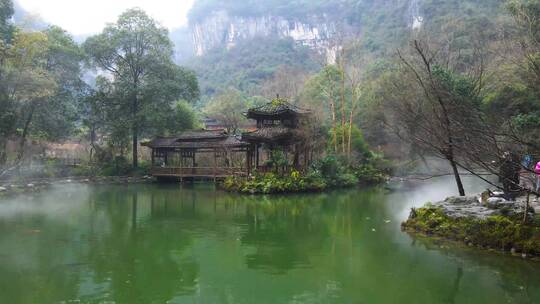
[[430, 195, 531, 220], [190, 10, 340, 63]]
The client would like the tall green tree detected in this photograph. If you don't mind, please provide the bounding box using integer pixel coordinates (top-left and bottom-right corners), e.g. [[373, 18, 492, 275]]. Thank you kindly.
[[0, 0, 13, 44], [84, 8, 199, 167], [2, 30, 57, 162], [0, 0, 14, 166]]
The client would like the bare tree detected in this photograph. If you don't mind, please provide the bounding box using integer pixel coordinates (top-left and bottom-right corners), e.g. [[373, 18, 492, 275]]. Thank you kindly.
[[260, 65, 309, 102], [204, 89, 247, 134], [384, 39, 487, 196]]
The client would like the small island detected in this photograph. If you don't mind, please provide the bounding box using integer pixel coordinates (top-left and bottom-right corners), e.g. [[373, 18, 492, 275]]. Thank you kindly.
[[402, 193, 540, 257], [143, 98, 388, 194]]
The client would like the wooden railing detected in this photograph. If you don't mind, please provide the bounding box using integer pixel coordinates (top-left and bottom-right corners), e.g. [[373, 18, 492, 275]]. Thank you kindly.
[[151, 167, 247, 177]]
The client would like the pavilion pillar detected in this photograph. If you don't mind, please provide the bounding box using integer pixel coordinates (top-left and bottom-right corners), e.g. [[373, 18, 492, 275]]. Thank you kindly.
[[213, 150, 217, 177], [256, 144, 260, 169], [293, 145, 300, 169], [151, 149, 155, 167], [247, 148, 252, 175]]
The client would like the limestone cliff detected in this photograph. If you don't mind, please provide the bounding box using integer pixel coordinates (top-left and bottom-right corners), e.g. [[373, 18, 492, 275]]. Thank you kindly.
[[187, 0, 426, 63], [190, 10, 341, 63]]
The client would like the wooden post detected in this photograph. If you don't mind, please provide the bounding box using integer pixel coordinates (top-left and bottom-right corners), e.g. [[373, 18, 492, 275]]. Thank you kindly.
[[293, 144, 299, 169], [256, 144, 260, 170], [214, 150, 217, 178], [247, 148, 252, 176]]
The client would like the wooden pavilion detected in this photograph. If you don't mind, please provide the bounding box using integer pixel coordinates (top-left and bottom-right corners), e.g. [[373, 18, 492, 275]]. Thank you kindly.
[[142, 130, 252, 180], [144, 98, 312, 181], [242, 98, 312, 172]]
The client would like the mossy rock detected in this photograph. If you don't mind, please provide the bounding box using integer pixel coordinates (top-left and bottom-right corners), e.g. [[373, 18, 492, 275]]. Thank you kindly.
[[403, 206, 540, 256]]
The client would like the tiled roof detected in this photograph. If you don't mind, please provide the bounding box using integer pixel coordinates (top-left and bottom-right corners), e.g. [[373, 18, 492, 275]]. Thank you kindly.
[[242, 126, 297, 142], [142, 130, 248, 149], [246, 98, 310, 118]]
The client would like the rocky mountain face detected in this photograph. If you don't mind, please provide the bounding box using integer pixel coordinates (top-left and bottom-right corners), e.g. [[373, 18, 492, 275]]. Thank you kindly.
[[186, 0, 426, 64], [181, 0, 503, 97], [191, 10, 341, 63]]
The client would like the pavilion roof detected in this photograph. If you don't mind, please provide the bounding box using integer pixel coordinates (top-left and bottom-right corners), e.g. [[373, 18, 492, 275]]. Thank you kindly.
[[246, 98, 310, 119], [142, 130, 249, 149], [242, 126, 301, 143]]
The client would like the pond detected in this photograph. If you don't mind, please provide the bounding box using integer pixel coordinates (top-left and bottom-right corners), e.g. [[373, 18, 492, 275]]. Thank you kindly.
[[1, 178, 540, 303]]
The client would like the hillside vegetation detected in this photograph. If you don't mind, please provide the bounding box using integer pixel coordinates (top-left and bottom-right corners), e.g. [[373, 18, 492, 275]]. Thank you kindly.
[[186, 0, 508, 99]]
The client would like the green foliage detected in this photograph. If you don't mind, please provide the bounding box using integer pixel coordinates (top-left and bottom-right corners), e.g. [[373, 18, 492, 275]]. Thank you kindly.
[[264, 149, 289, 171], [99, 157, 151, 176], [83, 8, 200, 167], [483, 83, 539, 119], [302, 65, 342, 117], [403, 206, 540, 255], [189, 0, 350, 23], [224, 156, 367, 194], [354, 163, 388, 185], [203, 88, 248, 132], [189, 37, 320, 97], [0, 23, 85, 165], [507, 0, 540, 43], [330, 124, 372, 158], [432, 65, 482, 106], [223, 171, 328, 194], [0, 0, 14, 44], [146, 100, 199, 136]]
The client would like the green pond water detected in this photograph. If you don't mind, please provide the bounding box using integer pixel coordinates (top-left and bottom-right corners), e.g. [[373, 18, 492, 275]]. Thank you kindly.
[[1, 178, 540, 303]]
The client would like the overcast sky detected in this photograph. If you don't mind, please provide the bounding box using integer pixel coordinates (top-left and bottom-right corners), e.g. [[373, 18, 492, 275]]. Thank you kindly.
[[17, 0, 195, 35]]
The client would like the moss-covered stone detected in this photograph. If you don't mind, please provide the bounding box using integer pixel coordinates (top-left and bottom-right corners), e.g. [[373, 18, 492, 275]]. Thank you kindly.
[[402, 206, 540, 256]]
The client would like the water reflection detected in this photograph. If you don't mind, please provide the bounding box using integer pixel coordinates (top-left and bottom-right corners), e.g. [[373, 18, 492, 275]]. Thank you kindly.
[[0, 180, 539, 303]]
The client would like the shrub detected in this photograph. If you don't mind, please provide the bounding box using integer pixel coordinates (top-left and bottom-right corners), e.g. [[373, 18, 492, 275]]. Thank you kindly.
[[354, 163, 388, 185], [223, 159, 357, 194]]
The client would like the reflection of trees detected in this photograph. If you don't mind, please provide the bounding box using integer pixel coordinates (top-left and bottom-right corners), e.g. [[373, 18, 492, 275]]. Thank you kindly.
[[5, 184, 540, 302], [83, 187, 199, 303], [238, 196, 329, 274], [410, 236, 540, 303]]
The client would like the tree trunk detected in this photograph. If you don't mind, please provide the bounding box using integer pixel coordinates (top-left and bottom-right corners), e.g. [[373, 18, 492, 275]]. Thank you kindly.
[[340, 68, 346, 155], [132, 92, 139, 168], [347, 99, 357, 160], [449, 158, 465, 196], [330, 100, 338, 154], [132, 123, 138, 168], [89, 127, 96, 161], [17, 106, 35, 162], [524, 192, 530, 224], [0, 136, 7, 167]]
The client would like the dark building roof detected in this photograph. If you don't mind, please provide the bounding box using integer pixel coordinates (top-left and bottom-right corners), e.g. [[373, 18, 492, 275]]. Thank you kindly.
[[246, 98, 310, 119], [142, 130, 248, 149], [202, 117, 226, 130], [242, 126, 300, 143]]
